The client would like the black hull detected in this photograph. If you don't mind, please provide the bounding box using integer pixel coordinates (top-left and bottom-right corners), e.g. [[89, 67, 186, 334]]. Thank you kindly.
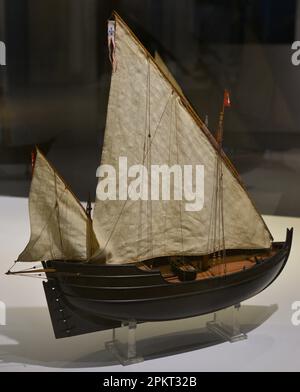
[[44, 229, 293, 338]]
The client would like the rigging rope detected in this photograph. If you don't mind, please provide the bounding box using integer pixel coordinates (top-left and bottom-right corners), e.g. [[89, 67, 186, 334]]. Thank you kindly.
[[146, 58, 153, 258], [174, 97, 185, 257], [163, 93, 175, 255]]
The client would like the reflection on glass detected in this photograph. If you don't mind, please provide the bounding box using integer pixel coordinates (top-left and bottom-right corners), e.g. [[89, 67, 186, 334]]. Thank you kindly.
[[0, 1, 299, 216]]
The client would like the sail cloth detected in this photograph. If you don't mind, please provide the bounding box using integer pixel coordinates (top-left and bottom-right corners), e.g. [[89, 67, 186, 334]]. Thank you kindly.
[[92, 13, 272, 265], [18, 149, 98, 262]]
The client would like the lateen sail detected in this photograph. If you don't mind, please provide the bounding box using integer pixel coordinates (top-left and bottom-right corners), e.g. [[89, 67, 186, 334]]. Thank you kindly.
[[18, 149, 98, 262], [92, 13, 272, 265]]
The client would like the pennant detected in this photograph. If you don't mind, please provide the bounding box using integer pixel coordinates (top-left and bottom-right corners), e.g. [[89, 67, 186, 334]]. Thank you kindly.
[[108, 20, 117, 72]]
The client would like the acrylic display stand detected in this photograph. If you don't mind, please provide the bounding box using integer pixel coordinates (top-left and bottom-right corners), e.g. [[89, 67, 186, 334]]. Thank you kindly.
[[105, 304, 247, 366], [207, 303, 248, 343], [105, 320, 143, 366]]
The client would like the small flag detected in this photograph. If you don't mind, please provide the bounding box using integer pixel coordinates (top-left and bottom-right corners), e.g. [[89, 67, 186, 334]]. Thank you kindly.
[[223, 89, 231, 108], [108, 20, 117, 72]]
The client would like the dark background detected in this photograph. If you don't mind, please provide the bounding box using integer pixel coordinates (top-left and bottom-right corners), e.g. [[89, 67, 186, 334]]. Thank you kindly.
[[0, 0, 300, 216]]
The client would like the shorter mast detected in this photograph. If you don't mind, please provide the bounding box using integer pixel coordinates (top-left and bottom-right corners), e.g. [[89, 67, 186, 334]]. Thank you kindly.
[[213, 90, 231, 269]]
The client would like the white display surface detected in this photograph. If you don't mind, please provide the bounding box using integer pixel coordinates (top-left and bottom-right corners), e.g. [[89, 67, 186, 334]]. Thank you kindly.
[[0, 196, 299, 372]]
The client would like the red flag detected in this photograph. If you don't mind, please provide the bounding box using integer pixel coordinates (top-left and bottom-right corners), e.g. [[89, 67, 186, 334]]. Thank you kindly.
[[223, 90, 231, 108]]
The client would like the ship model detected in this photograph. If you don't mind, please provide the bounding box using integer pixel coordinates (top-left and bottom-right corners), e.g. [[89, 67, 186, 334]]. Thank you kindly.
[[7, 12, 293, 339]]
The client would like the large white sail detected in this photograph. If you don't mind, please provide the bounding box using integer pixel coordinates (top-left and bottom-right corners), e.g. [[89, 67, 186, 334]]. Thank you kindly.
[[18, 149, 98, 262], [92, 13, 272, 264]]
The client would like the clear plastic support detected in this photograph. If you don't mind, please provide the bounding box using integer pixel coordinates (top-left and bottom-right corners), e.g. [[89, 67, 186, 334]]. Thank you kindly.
[[105, 320, 144, 366], [207, 303, 248, 343], [106, 305, 248, 365]]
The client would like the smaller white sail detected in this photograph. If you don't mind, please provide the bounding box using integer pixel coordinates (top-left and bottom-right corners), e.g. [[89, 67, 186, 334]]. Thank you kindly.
[[18, 149, 98, 262]]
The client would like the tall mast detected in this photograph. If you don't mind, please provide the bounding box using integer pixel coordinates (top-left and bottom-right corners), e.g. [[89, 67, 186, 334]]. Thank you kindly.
[[213, 90, 231, 270], [216, 89, 230, 148]]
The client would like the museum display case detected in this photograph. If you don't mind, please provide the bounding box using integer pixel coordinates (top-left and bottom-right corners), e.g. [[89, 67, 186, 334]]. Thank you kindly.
[[0, 1, 299, 372]]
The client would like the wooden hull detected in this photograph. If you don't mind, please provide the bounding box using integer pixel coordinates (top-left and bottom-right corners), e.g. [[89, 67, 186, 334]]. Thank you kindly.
[[43, 229, 292, 338]]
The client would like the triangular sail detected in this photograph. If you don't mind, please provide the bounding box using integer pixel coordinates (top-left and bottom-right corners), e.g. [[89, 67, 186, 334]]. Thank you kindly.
[[18, 149, 98, 262], [92, 13, 272, 265]]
